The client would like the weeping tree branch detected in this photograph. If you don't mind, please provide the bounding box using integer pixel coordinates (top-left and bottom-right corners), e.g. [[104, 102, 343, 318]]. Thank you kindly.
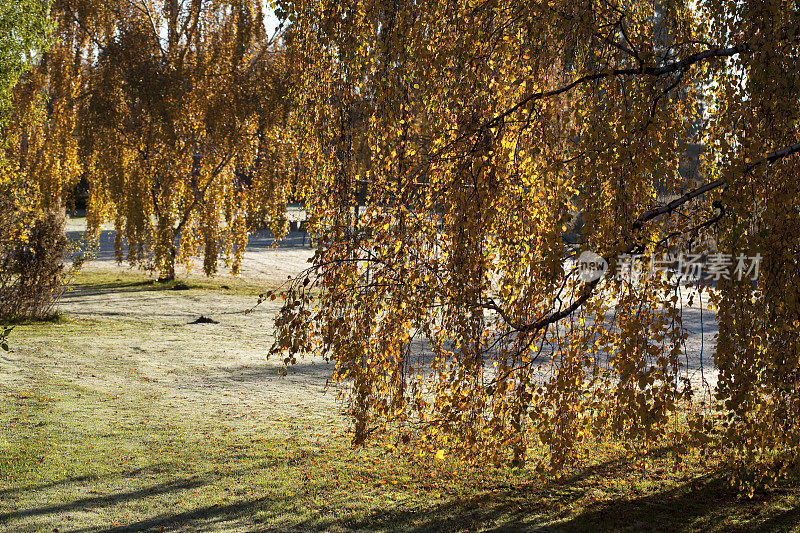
[[483, 44, 750, 132], [490, 140, 800, 334], [426, 43, 753, 166], [633, 141, 800, 229]]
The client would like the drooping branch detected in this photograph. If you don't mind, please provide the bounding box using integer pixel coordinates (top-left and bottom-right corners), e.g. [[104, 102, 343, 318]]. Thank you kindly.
[[491, 140, 800, 333], [483, 44, 750, 132], [435, 43, 751, 166], [633, 140, 800, 229], [484, 277, 601, 334]]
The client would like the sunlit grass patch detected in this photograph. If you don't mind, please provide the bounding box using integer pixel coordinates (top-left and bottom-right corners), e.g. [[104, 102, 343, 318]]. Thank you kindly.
[[69, 266, 272, 297]]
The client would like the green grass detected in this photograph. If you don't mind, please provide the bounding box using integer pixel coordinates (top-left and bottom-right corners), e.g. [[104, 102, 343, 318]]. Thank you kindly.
[[2, 271, 800, 531], [4, 376, 800, 532]]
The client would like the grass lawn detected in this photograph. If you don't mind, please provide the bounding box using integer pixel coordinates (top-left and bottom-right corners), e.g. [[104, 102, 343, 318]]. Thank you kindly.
[[1, 267, 800, 532]]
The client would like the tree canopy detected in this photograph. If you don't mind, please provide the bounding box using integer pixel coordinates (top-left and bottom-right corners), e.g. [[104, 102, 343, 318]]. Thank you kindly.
[[270, 0, 800, 492], [3, 0, 800, 496], [76, 0, 292, 278], [0, 0, 51, 115], [0, 0, 61, 323], [9, 0, 292, 279]]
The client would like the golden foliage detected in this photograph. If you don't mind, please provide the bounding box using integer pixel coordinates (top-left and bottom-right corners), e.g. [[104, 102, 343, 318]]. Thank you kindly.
[[21, 0, 293, 279], [272, 0, 800, 492]]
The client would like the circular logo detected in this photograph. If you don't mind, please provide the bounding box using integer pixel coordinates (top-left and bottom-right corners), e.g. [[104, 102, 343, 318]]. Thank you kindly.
[[577, 251, 608, 282]]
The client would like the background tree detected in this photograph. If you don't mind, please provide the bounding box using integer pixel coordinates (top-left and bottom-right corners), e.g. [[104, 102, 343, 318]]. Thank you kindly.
[[0, 0, 51, 114], [273, 0, 800, 492], [79, 0, 292, 279], [14, 0, 292, 281], [0, 0, 53, 193], [6, 0, 81, 211], [0, 0, 67, 322]]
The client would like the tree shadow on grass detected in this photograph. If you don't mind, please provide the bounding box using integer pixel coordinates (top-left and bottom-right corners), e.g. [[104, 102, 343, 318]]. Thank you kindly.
[[210, 361, 335, 383], [0, 474, 98, 500], [62, 280, 196, 299], [531, 474, 800, 532], [6, 454, 798, 532], [69, 497, 278, 533], [0, 478, 205, 524], [14, 471, 799, 533], [755, 505, 800, 532], [306, 467, 799, 532], [0, 464, 174, 500]]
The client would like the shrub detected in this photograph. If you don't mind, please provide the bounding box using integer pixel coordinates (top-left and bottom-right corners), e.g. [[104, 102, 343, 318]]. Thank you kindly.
[[0, 207, 69, 321]]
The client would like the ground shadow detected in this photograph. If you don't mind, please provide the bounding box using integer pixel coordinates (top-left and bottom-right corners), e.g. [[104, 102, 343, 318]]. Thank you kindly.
[[0, 478, 205, 524], [304, 467, 799, 532], [71, 497, 278, 533], [61, 280, 199, 299], [6, 460, 798, 532]]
